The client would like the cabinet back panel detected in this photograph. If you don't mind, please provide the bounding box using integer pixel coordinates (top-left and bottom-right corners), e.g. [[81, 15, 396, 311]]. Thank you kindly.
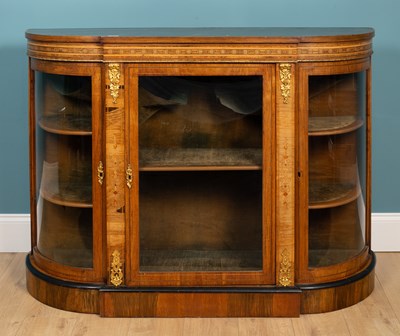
[[139, 171, 263, 250]]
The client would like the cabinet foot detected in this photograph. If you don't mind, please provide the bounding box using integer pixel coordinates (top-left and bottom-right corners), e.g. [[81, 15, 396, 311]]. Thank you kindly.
[[299, 252, 376, 314]]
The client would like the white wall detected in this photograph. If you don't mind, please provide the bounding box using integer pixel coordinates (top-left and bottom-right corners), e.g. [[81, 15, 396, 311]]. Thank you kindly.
[[1, 0, 400, 214]]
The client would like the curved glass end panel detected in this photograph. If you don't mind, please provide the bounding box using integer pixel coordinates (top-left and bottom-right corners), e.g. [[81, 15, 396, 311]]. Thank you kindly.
[[308, 72, 367, 267], [35, 72, 93, 268]]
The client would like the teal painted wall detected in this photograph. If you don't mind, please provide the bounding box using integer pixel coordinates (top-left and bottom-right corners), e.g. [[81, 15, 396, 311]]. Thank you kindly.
[[0, 0, 399, 213]]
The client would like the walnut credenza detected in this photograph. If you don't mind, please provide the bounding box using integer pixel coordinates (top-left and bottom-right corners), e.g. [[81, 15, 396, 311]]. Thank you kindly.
[[26, 28, 375, 317]]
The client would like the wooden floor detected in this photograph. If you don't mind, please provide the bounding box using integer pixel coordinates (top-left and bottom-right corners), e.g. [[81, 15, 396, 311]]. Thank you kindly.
[[1, 253, 400, 336]]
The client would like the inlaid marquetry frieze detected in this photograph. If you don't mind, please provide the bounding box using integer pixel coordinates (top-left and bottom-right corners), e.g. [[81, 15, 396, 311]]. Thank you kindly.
[[298, 40, 372, 61], [27, 40, 372, 63], [102, 44, 298, 60], [27, 41, 103, 61]]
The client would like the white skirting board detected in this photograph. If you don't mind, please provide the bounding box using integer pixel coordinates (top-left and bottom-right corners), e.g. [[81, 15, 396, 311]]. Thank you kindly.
[[0, 213, 399, 252], [371, 213, 400, 252], [0, 214, 31, 252]]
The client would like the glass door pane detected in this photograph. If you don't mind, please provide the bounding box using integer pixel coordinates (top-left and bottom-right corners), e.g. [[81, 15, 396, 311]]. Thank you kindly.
[[138, 76, 263, 272], [308, 72, 367, 267], [35, 72, 93, 268]]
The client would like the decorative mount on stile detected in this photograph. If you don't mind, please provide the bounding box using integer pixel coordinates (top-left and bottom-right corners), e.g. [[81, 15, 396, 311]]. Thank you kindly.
[[279, 249, 293, 287], [110, 250, 124, 287], [108, 63, 121, 104], [279, 63, 292, 104]]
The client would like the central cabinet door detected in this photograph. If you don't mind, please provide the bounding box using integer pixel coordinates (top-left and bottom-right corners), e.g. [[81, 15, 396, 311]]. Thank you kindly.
[[126, 65, 275, 286]]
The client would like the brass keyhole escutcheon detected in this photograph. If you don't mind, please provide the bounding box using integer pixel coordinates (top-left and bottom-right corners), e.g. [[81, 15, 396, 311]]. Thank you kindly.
[[97, 161, 104, 185], [126, 164, 133, 189]]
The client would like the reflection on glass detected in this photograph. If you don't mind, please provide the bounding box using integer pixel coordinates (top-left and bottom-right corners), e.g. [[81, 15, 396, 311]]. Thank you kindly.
[[139, 76, 263, 169], [138, 76, 263, 272], [35, 72, 93, 268], [308, 72, 366, 267]]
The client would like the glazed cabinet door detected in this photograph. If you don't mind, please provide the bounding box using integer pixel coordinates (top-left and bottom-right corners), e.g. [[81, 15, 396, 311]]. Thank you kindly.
[[297, 59, 372, 284], [29, 60, 103, 282], [126, 64, 275, 286]]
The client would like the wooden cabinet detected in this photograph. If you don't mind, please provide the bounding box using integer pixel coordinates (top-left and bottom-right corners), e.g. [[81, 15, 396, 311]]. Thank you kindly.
[[26, 28, 375, 317]]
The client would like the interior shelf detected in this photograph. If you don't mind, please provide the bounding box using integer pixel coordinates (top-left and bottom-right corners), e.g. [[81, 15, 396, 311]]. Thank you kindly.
[[40, 183, 92, 208], [39, 115, 92, 135], [140, 249, 262, 272], [38, 245, 93, 268], [37, 201, 93, 268], [308, 181, 361, 209], [308, 199, 366, 267], [308, 116, 364, 136], [139, 148, 262, 171], [308, 248, 363, 267], [40, 162, 92, 208]]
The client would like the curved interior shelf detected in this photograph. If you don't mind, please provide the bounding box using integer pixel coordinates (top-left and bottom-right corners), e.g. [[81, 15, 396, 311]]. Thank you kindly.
[[36, 202, 93, 268], [308, 116, 364, 136], [40, 186, 92, 208], [308, 248, 364, 268], [39, 115, 92, 135], [40, 183, 92, 208], [308, 181, 361, 209], [139, 148, 262, 171], [40, 162, 92, 208]]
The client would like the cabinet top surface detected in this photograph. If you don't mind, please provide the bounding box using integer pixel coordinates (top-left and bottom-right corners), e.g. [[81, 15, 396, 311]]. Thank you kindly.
[[26, 27, 374, 43]]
